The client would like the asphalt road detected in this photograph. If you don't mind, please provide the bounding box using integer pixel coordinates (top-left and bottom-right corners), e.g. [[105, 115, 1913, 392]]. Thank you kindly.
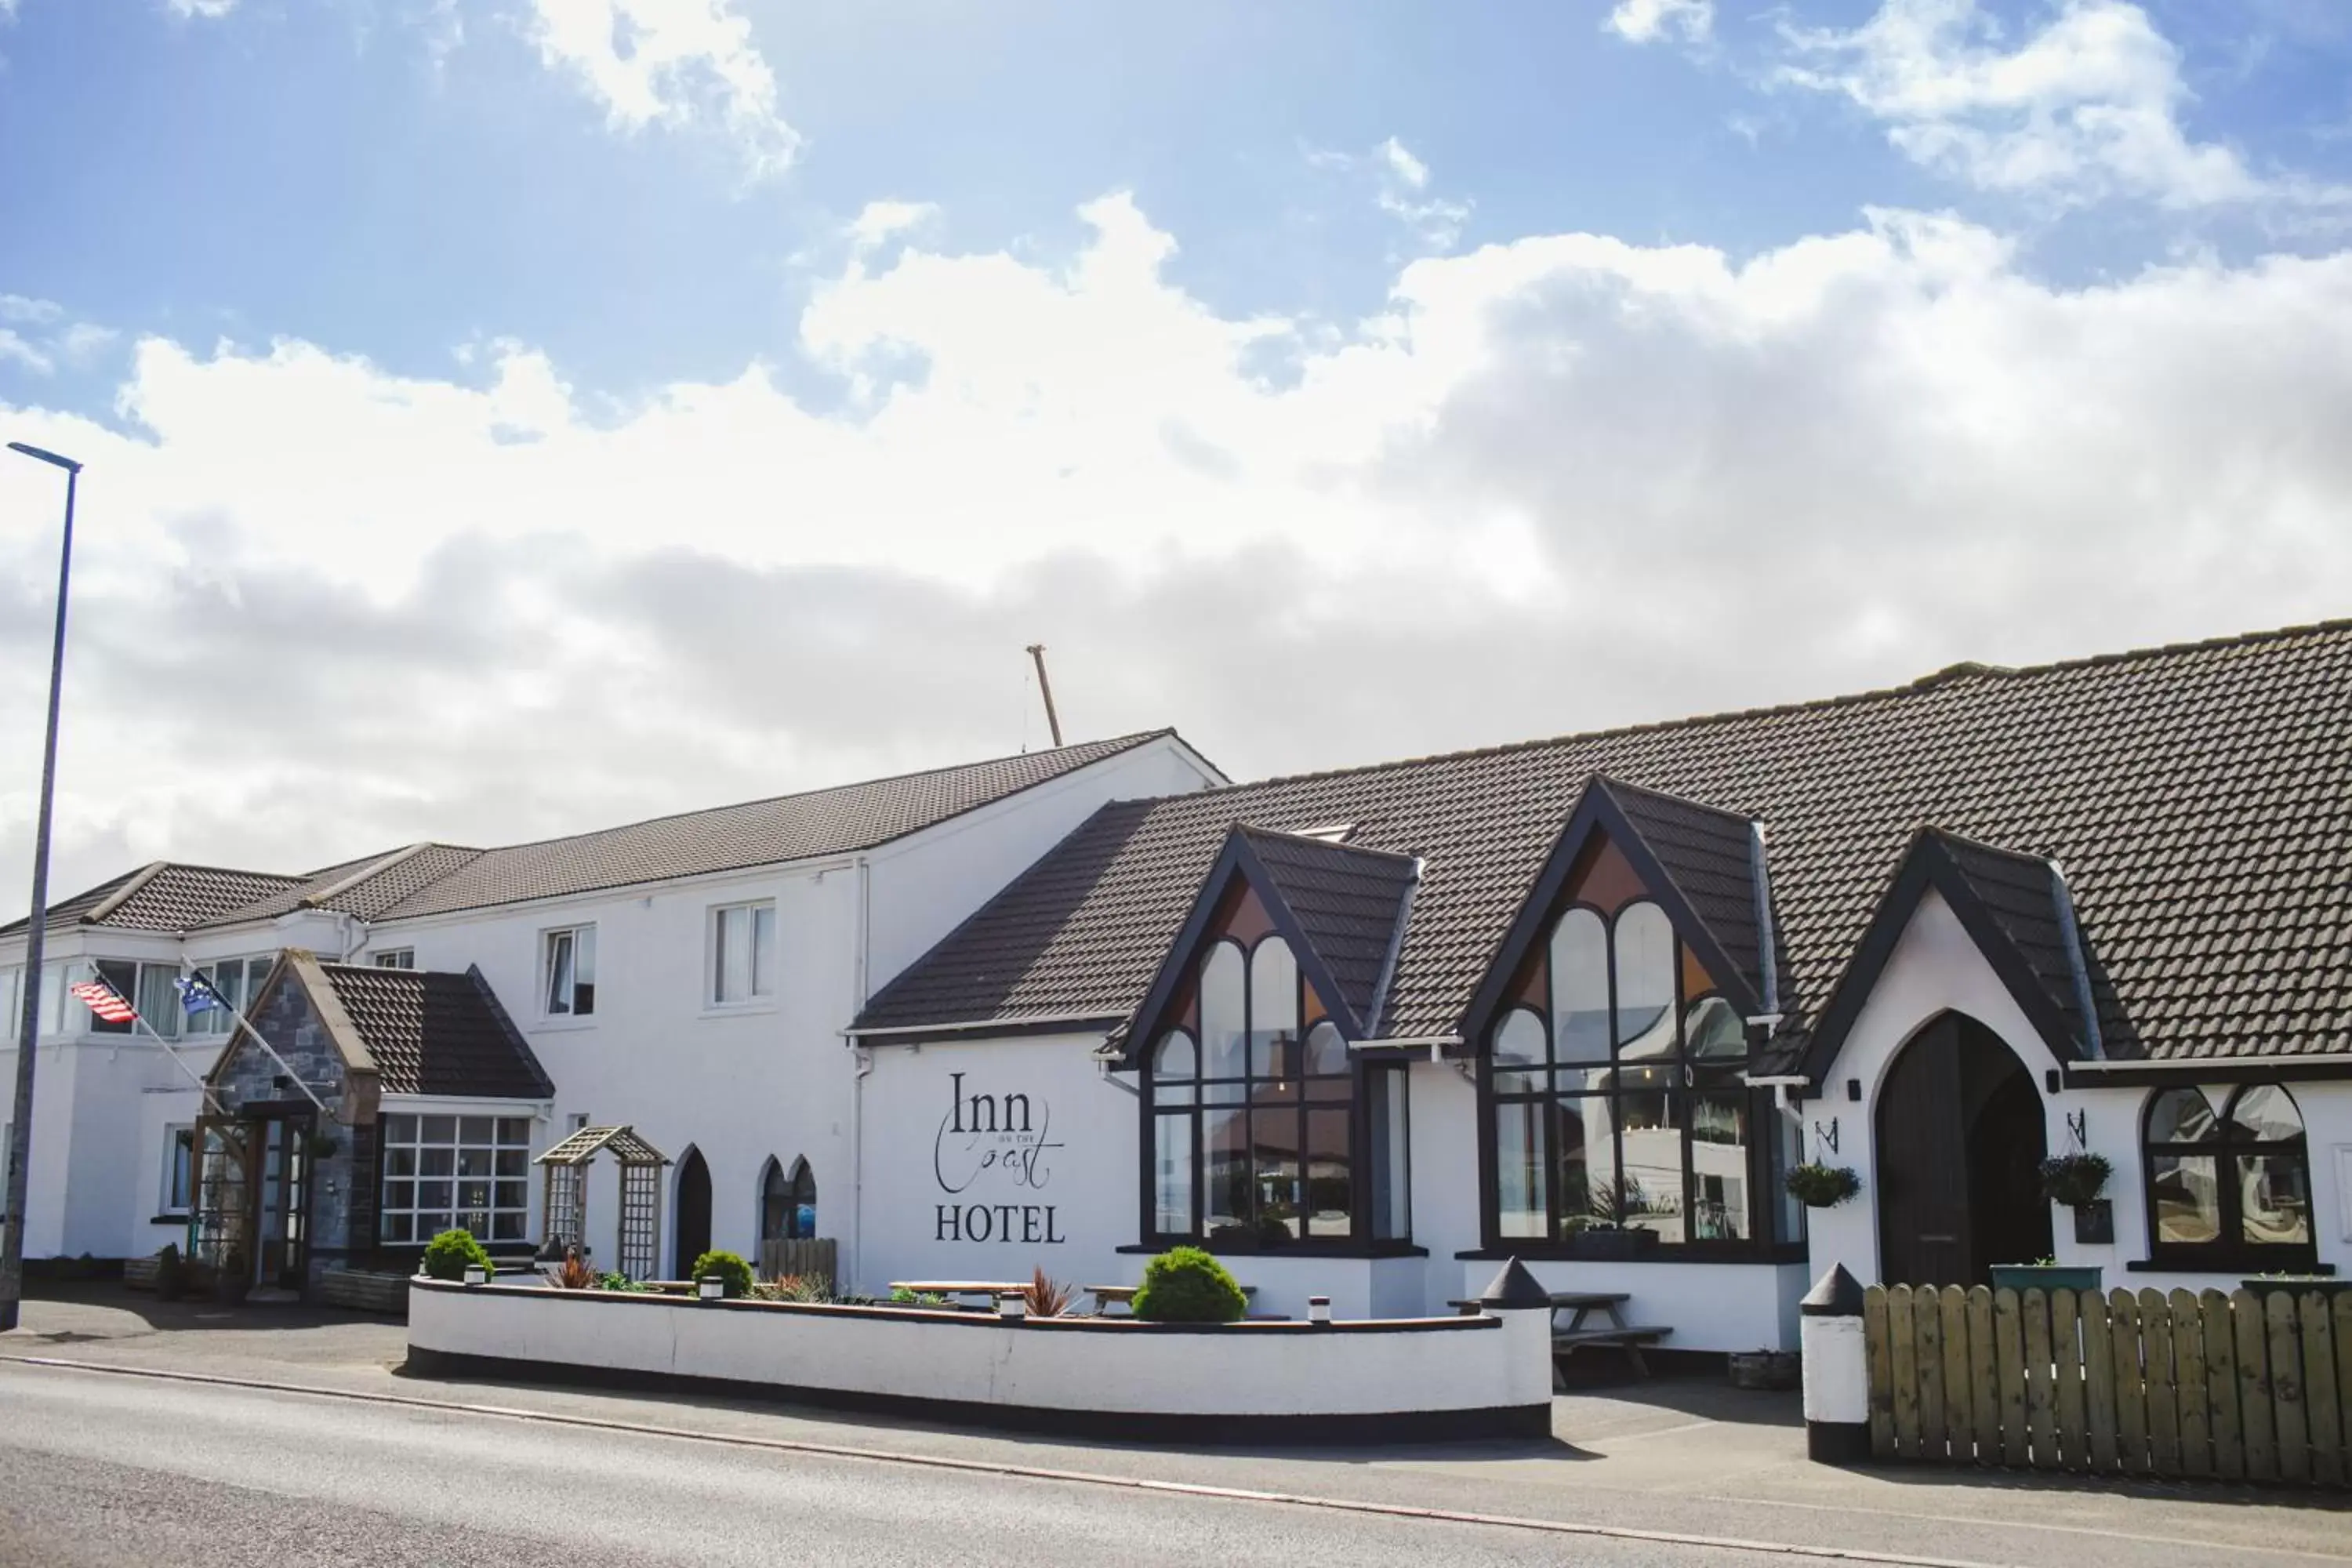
[[0, 1360, 1875, 1568]]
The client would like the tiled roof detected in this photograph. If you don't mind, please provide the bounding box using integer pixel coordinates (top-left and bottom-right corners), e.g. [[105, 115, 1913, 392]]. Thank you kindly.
[[1, 862, 305, 938], [316, 962, 554, 1100], [1598, 779, 1784, 1013], [1933, 832, 2096, 1052], [207, 843, 489, 926], [1237, 828, 1420, 1035], [855, 618, 2352, 1064], [372, 732, 1180, 920]]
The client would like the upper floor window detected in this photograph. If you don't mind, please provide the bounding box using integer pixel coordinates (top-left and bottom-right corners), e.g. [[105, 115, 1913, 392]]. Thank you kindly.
[[372, 949, 416, 970], [1146, 935, 1364, 1250], [710, 901, 776, 1007], [2143, 1084, 2313, 1269], [1487, 891, 1767, 1253], [187, 956, 270, 1036], [85, 960, 187, 1039], [542, 925, 597, 1018]]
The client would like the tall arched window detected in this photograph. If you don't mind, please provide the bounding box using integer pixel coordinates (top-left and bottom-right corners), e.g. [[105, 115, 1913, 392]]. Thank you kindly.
[[1488, 895, 1762, 1250], [1146, 934, 1357, 1248], [2143, 1083, 2311, 1267]]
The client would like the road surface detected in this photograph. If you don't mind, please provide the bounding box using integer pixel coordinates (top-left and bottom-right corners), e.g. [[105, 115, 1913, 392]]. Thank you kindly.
[[0, 1359, 1878, 1568]]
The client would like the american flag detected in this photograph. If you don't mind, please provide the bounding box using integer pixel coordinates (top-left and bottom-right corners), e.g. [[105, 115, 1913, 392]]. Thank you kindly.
[[68, 977, 138, 1025]]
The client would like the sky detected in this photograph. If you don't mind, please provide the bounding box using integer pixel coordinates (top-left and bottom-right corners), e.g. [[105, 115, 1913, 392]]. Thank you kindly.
[[2, 0, 2350, 916]]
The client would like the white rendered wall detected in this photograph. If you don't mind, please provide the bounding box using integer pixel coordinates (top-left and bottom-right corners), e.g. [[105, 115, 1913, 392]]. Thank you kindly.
[[409, 1279, 1552, 1421], [1456, 1256, 1808, 1352]]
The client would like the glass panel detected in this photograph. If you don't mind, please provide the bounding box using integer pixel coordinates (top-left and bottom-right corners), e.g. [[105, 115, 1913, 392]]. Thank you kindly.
[[1617, 1083, 1683, 1242], [1552, 1095, 1600, 1238], [494, 1149, 527, 1178], [1252, 1111, 1301, 1243], [419, 1146, 455, 1177], [1200, 943, 1247, 1080], [459, 1116, 492, 1145], [492, 1180, 526, 1210], [2228, 1085, 2303, 1144], [2239, 1153, 2310, 1245], [1203, 1106, 1249, 1239], [714, 906, 746, 1003], [381, 1214, 414, 1243], [1154, 1113, 1193, 1235], [456, 1147, 492, 1178], [1494, 1099, 1548, 1239], [421, 1116, 456, 1145], [1370, 1068, 1409, 1241], [1690, 1091, 1750, 1241], [572, 926, 596, 1014], [2151, 1154, 2220, 1243], [90, 959, 137, 1033], [418, 1181, 453, 1210], [1305, 1109, 1351, 1238], [383, 1113, 416, 1144], [1613, 903, 1676, 1058], [545, 931, 573, 1014], [383, 1180, 415, 1210], [385, 1147, 416, 1178], [752, 903, 776, 997], [495, 1118, 531, 1145], [2147, 1087, 2218, 1144], [490, 1213, 525, 1241], [1249, 937, 1298, 1080], [1685, 995, 1746, 1059], [137, 964, 181, 1039], [167, 1128, 194, 1210], [1152, 1029, 1196, 1081], [1548, 909, 1610, 1062], [1303, 1020, 1348, 1076]]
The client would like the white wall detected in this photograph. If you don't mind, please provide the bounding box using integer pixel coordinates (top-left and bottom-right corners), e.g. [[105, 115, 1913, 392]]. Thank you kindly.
[[408, 1277, 1552, 1428]]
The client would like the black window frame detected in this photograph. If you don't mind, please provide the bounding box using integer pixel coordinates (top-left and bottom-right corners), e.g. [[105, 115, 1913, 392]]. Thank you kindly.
[[2141, 1083, 2317, 1274], [1478, 895, 1784, 1260]]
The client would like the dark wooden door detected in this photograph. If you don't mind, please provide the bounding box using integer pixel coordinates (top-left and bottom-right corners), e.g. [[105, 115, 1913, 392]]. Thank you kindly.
[[674, 1148, 711, 1275], [1876, 1015, 1973, 1287]]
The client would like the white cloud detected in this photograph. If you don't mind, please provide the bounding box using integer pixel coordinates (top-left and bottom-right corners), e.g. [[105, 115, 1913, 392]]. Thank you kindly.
[[0, 329, 52, 374], [162, 0, 238, 16], [524, 0, 800, 178], [0, 295, 62, 325], [1779, 0, 2347, 210], [4, 194, 2350, 916], [1606, 0, 1714, 45], [847, 200, 938, 249], [1311, 136, 1472, 250]]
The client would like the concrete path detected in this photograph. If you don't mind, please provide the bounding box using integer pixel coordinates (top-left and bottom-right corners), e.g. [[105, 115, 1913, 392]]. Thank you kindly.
[[6, 1287, 2347, 1567]]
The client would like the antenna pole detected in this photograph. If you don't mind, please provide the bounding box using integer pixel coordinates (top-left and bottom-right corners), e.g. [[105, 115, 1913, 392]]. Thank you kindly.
[[1025, 644, 1064, 747]]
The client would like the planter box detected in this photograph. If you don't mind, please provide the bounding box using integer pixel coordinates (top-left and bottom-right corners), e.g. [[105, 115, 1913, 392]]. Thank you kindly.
[[1728, 1350, 1800, 1391], [2240, 1277, 2352, 1301], [2070, 1200, 2114, 1246], [1567, 1229, 1660, 1261], [1990, 1265, 2102, 1294], [318, 1269, 412, 1316]]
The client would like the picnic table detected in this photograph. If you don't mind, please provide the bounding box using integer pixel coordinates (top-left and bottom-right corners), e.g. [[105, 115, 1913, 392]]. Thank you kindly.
[[1446, 1289, 1671, 1385], [1084, 1282, 1257, 1316], [888, 1279, 1029, 1306]]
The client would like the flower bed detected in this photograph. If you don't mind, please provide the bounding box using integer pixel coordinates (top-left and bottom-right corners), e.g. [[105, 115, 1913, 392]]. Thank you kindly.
[[405, 1277, 1552, 1444]]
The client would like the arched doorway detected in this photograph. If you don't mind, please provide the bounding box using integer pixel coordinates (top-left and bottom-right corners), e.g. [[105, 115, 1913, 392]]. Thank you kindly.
[[1875, 1013, 2049, 1287], [673, 1146, 711, 1275]]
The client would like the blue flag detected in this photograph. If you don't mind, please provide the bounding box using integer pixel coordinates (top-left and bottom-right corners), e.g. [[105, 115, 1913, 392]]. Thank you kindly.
[[173, 973, 227, 1014]]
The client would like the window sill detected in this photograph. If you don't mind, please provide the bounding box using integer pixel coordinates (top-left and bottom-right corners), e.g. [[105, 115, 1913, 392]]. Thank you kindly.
[[530, 1017, 599, 1033], [150, 1214, 188, 1225], [1118, 1241, 1429, 1260], [2128, 1258, 2333, 1276], [699, 1001, 780, 1020], [1454, 1242, 1809, 1265]]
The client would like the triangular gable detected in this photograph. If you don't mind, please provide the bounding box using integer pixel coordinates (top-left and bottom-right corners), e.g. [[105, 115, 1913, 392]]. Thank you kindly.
[[1457, 775, 1773, 1052], [1116, 823, 1417, 1062], [205, 949, 379, 1091], [1794, 828, 2103, 1087]]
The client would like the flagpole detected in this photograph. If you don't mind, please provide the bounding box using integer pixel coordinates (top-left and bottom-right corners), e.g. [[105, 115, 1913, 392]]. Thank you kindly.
[[127, 1005, 227, 1118], [182, 965, 335, 1122]]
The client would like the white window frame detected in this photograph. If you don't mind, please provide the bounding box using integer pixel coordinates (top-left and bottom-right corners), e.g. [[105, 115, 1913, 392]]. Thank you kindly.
[[708, 900, 778, 1009], [186, 955, 268, 1036], [376, 1111, 535, 1247], [160, 1123, 194, 1215], [372, 948, 416, 971], [539, 924, 597, 1020]]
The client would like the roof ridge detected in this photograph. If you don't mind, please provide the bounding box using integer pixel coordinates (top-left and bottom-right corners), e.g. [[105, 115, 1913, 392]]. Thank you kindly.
[[1922, 825, 2053, 865], [1595, 773, 1755, 822], [1234, 822, 1422, 864], [445, 729, 1175, 858], [1162, 615, 2352, 800]]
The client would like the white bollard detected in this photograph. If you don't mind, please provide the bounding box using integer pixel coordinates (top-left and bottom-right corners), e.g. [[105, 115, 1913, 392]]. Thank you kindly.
[[1799, 1264, 1871, 1465]]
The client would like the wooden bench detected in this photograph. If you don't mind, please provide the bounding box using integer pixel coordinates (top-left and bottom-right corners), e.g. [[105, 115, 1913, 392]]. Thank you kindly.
[[1449, 1289, 1671, 1383], [1084, 1282, 1257, 1316], [888, 1279, 1028, 1308]]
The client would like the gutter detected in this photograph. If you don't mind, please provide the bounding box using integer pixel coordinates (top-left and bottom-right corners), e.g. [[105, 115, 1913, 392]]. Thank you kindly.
[[2066, 1052, 2352, 1072], [844, 1011, 1127, 1041]]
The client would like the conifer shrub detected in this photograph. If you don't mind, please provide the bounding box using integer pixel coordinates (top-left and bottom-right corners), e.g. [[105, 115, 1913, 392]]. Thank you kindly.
[[691, 1249, 755, 1298], [1130, 1246, 1247, 1323], [421, 1228, 495, 1282]]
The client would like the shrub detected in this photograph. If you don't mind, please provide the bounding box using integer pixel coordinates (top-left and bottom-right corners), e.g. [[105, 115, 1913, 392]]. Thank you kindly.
[[421, 1228, 495, 1283], [550, 1247, 597, 1290], [1022, 1266, 1074, 1319], [888, 1286, 948, 1307], [2038, 1152, 2112, 1207], [1131, 1247, 1247, 1323], [595, 1271, 648, 1293], [1784, 1163, 1863, 1208], [752, 1272, 833, 1304], [153, 1243, 186, 1302], [690, 1249, 754, 1299]]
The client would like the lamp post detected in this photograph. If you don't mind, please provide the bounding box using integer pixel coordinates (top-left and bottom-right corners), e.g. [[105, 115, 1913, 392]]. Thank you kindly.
[[1, 440, 81, 1333]]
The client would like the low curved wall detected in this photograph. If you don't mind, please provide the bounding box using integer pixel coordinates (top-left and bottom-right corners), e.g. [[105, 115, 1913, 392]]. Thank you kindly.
[[406, 1279, 1553, 1444]]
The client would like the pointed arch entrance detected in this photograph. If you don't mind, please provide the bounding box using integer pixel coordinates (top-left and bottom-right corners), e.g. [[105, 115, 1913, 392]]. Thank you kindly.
[[673, 1145, 712, 1275], [1875, 1012, 2049, 1287]]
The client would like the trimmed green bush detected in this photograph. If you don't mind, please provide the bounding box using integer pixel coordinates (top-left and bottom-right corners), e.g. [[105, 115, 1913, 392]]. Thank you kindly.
[[1131, 1246, 1247, 1323], [421, 1228, 495, 1282], [690, 1249, 754, 1299]]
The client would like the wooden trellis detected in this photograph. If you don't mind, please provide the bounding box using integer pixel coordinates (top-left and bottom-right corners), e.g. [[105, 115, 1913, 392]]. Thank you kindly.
[[534, 1125, 670, 1281]]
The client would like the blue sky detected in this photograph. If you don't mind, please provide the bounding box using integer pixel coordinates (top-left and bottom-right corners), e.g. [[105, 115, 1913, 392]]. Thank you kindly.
[[2, 0, 2350, 907]]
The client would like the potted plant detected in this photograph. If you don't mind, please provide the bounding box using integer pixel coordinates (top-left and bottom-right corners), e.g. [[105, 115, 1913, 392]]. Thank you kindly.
[[306, 1131, 340, 1160], [1989, 1257, 2102, 1294], [2038, 1152, 2114, 1243], [2238, 1273, 2352, 1301], [1728, 1348, 1802, 1391], [216, 1247, 252, 1306], [153, 1242, 186, 1302], [1570, 1176, 1659, 1259], [1784, 1163, 1862, 1209]]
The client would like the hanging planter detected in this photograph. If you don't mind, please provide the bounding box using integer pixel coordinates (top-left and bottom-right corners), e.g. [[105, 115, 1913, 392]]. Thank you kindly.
[[1784, 1163, 1862, 1209], [2038, 1152, 2111, 1207], [307, 1131, 341, 1160]]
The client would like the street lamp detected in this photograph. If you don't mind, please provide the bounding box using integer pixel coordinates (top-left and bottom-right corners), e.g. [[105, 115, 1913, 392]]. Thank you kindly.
[[1, 439, 82, 1333]]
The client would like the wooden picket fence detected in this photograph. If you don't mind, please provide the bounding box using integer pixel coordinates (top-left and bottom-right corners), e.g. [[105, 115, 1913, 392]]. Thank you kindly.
[[1865, 1284, 2352, 1486]]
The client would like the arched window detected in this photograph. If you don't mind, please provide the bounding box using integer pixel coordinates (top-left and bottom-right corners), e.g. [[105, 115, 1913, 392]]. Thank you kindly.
[[1485, 884, 1764, 1252], [1146, 933, 1359, 1249], [2143, 1083, 2310, 1266], [760, 1157, 789, 1243]]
